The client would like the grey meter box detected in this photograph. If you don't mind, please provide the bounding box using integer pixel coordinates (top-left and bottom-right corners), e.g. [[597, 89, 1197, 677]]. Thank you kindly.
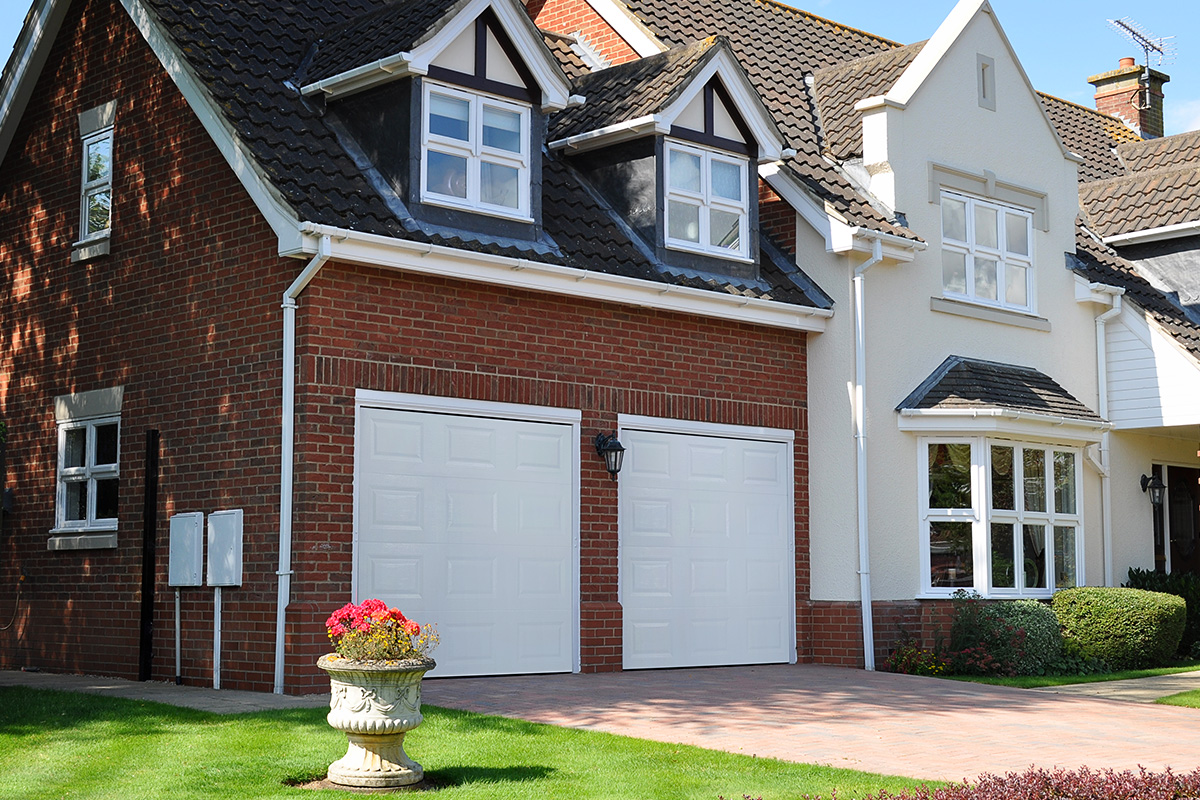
[[207, 509, 244, 587], [168, 512, 204, 587]]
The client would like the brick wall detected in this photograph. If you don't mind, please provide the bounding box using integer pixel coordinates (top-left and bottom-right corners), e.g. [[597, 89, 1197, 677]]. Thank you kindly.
[[808, 599, 954, 668], [759, 181, 798, 257], [285, 262, 811, 691], [527, 0, 643, 66], [0, 0, 293, 690]]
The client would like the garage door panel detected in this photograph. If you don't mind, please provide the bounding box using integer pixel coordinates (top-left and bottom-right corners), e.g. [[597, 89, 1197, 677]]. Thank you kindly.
[[621, 427, 793, 669], [357, 406, 576, 677]]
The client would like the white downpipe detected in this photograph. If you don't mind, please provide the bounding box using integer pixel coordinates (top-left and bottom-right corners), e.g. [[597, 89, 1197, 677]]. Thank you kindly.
[[273, 234, 333, 694], [853, 237, 883, 670], [1095, 292, 1123, 586], [213, 586, 222, 689]]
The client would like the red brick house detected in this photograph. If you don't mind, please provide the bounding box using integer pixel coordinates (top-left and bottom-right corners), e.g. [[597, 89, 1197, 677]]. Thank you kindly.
[[0, 0, 860, 692]]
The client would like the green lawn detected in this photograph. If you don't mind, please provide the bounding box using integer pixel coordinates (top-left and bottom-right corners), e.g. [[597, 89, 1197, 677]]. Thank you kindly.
[[0, 687, 929, 800], [1157, 689, 1200, 709], [942, 661, 1200, 689]]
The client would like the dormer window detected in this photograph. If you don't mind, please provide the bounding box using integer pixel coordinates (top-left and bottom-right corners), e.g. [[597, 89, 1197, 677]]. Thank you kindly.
[[664, 140, 749, 260], [941, 190, 1034, 313], [422, 83, 531, 220]]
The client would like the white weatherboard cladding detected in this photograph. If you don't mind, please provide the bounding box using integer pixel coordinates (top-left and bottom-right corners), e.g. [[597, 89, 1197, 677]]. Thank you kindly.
[[1106, 309, 1200, 429], [619, 425, 794, 669], [355, 403, 577, 677]]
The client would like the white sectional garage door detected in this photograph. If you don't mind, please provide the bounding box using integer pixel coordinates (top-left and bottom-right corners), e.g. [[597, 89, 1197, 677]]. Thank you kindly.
[[620, 422, 794, 669], [355, 397, 578, 677]]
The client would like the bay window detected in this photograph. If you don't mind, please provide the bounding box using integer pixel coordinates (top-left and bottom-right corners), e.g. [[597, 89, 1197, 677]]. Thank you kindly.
[[921, 437, 1081, 597]]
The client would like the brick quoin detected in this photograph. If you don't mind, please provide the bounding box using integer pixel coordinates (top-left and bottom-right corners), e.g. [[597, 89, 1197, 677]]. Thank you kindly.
[[526, 0, 643, 66]]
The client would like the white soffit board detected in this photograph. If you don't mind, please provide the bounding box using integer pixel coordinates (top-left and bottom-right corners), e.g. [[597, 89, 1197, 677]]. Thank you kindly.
[[355, 401, 579, 677], [618, 423, 795, 670]]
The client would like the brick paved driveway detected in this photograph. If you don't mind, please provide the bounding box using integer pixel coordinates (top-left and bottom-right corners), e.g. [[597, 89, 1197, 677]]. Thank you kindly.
[[422, 664, 1200, 781]]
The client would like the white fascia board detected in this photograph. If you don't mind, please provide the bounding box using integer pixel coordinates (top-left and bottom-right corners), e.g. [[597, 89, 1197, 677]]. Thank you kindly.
[[1103, 220, 1200, 247], [897, 407, 1109, 442], [884, 0, 1079, 164], [0, 0, 70, 166], [760, 163, 922, 260], [658, 48, 785, 163], [121, 0, 301, 253], [582, 0, 666, 58], [548, 114, 666, 153], [296, 222, 831, 332], [299, 53, 418, 99], [488, 0, 572, 111]]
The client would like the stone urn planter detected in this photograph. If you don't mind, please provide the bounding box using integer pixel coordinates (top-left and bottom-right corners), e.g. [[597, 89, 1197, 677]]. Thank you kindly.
[[317, 655, 437, 788]]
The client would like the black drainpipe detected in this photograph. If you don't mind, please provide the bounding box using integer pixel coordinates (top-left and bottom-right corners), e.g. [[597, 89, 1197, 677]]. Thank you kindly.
[[138, 429, 160, 681]]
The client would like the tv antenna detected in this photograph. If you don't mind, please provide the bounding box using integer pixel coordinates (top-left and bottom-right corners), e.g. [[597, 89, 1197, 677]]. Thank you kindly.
[[1107, 18, 1176, 111], [1107, 17, 1176, 68]]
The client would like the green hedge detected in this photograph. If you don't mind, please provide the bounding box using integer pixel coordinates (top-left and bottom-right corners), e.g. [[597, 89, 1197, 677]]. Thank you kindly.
[[1051, 587, 1185, 669], [992, 600, 1063, 675], [1125, 568, 1200, 656]]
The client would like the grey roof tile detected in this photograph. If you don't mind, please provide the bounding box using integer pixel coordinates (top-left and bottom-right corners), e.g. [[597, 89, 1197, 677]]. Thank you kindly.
[[897, 355, 1102, 422], [1039, 93, 1140, 183], [1117, 130, 1200, 173], [1079, 164, 1200, 239]]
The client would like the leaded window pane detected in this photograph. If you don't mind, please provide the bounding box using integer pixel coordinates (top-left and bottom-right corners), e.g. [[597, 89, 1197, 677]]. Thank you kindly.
[[65, 480, 88, 522], [86, 138, 111, 182], [65, 428, 87, 469], [86, 190, 111, 235], [930, 521, 973, 587]]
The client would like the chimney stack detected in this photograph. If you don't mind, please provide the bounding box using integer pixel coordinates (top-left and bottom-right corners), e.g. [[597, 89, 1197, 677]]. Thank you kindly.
[[1088, 58, 1169, 139]]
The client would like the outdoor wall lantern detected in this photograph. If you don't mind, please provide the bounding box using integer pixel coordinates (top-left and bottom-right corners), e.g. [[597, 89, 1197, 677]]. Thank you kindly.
[[1141, 473, 1166, 507], [593, 432, 626, 480]]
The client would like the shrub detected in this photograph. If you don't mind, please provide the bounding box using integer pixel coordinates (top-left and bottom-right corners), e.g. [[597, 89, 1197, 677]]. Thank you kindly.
[[884, 638, 949, 676], [1125, 567, 1200, 656], [799, 765, 1200, 799], [944, 591, 1025, 676], [990, 599, 1063, 675], [1052, 587, 1185, 670]]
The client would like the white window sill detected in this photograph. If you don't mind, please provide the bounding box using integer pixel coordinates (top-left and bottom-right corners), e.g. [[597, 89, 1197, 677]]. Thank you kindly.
[[930, 296, 1051, 332], [47, 530, 118, 551], [665, 240, 754, 264], [420, 194, 533, 224], [915, 590, 1057, 601], [71, 233, 111, 263]]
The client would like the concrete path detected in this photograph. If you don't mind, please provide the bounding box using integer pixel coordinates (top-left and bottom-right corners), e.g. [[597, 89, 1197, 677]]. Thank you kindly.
[[1031, 668, 1200, 702], [4, 665, 1200, 782], [422, 665, 1200, 782]]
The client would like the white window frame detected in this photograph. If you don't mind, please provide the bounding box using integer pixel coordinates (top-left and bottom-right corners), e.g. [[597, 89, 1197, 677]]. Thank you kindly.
[[663, 139, 751, 261], [54, 415, 120, 533], [420, 82, 531, 221], [940, 190, 1034, 314], [918, 436, 1083, 599], [79, 126, 114, 242]]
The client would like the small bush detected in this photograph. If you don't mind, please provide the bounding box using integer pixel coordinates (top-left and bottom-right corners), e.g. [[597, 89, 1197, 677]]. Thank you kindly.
[[800, 765, 1200, 799], [1052, 586, 1185, 670], [884, 638, 949, 676], [944, 591, 1025, 676], [1125, 567, 1200, 655], [990, 599, 1062, 675]]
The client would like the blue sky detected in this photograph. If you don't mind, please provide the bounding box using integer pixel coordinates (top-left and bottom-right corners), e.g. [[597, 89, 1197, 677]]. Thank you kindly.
[[1, 0, 1197, 135]]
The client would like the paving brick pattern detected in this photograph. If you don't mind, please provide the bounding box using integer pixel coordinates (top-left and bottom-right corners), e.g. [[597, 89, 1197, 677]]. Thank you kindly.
[[422, 664, 1200, 782]]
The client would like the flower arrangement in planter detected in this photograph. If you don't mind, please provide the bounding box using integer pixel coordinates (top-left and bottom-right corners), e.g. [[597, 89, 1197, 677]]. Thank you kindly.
[[317, 599, 439, 789]]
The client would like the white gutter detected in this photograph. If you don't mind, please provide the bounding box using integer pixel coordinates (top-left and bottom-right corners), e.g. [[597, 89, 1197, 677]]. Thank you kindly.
[[548, 114, 666, 153], [299, 52, 418, 99], [896, 407, 1112, 434], [1093, 287, 1124, 586], [295, 222, 833, 332], [852, 236, 883, 671], [273, 234, 333, 694], [1103, 220, 1200, 247]]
